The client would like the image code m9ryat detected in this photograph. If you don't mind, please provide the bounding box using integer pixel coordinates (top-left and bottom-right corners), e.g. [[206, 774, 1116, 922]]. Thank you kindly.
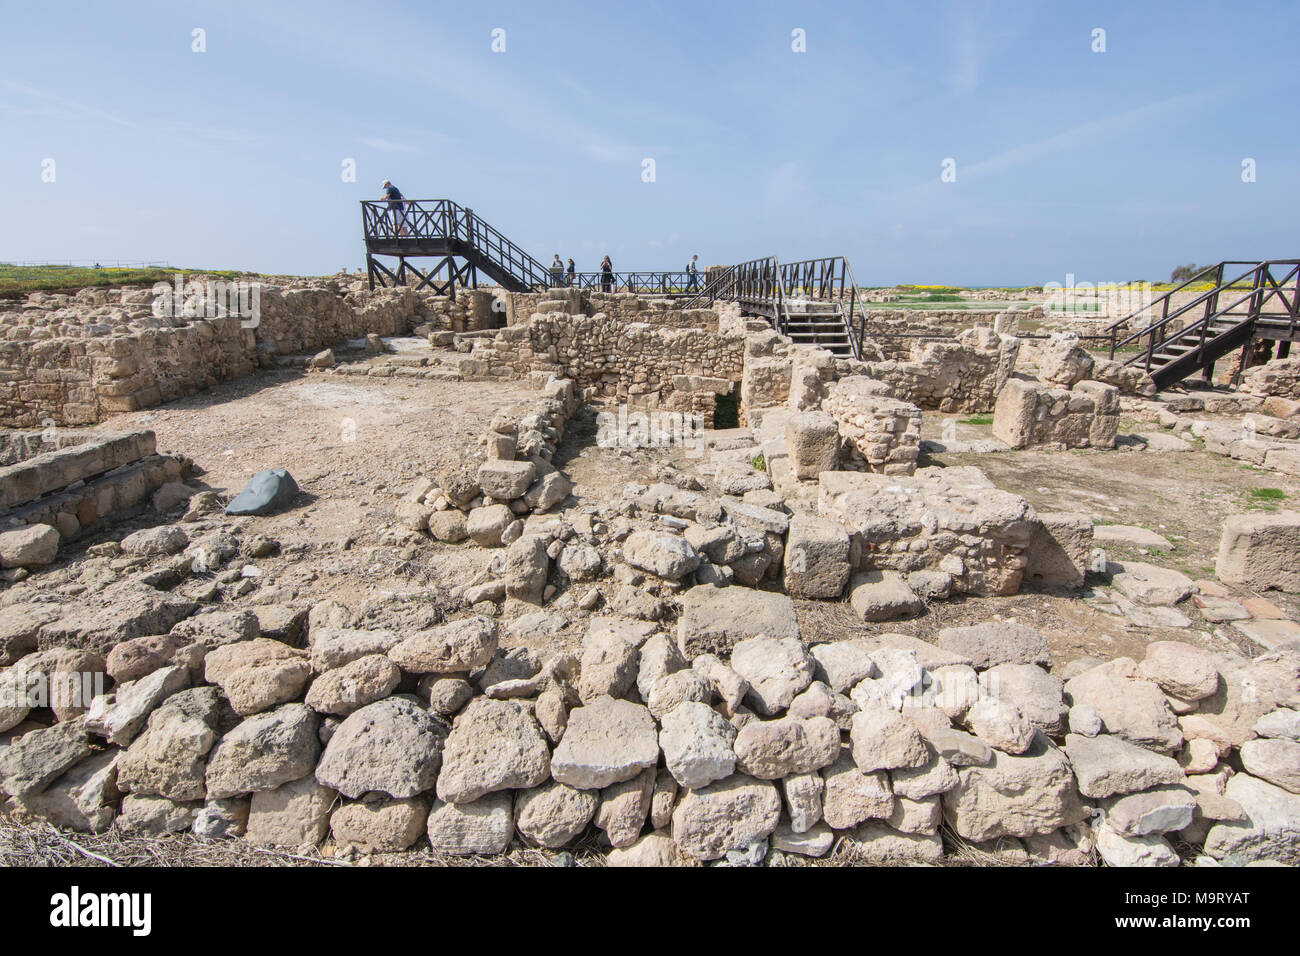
[[0, 0, 1293, 940]]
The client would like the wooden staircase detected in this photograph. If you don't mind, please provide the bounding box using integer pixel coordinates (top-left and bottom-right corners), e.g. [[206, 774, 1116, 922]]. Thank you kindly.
[[1107, 260, 1300, 389]]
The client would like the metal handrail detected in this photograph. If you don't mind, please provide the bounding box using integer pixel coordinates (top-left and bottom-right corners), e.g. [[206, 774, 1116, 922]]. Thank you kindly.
[[362, 198, 553, 290], [1114, 259, 1300, 378]]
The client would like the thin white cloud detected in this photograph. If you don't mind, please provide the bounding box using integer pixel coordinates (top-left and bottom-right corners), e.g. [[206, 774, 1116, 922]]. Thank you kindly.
[[359, 137, 415, 153]]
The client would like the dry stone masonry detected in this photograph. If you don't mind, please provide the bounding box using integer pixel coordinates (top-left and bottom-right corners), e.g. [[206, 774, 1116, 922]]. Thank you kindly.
[[4, 275, 1300, 868]]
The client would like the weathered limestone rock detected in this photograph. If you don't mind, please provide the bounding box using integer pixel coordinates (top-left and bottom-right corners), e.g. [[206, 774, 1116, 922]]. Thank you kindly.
[[1255, 708, 1300, 741], [205, 704, 320, 799], [389, 617, 498, 675], [104, 634, 187, 684], [436, 698, 550, 803], [18, 749, 120, 833], [85, 664, 189, 746], [650, 770, 677, 829], [1138, 642, 1221, 701], [579, 617, 656, 702], [121, 525, 190, 557], [1094, 825, 1179, 867], [849, 570, 923, 622], [427, 792, 514, 856], [785, 411, 840, 480], [1216, 511, 1300, 593], [466, 504, 514, 547], [1111, 561, 1194, 607], [691, 653, 749, 716], [514, 781, 598, 848], [889, 794, 943, 834], [203, 640, 311, 716], [117, 687, 220, 801], [964, 697, 1036, 754], [427, 509, 469, 543], [477, 459, 535, 500], [782, 515, 851, 599], [676, 585, 800, 658], [636, 632, 687, 701], [942, 737, 1088, 841], [733, 714, 839, 779], [1064, 733, 1185, 799], [979, 663, 1067, 734], [782, 771, 825, 833], [606, 830, 683, 867], [1102, 785, 1197, 835], [192, 797, 248, 840], [730, 636, 815, 716], [0, 717, 93, 799], [595, 766, 655, 848], [0, 603, 60, 666], [117, 793, 200, 836], [304, 654, 401, 715], [850, 704, 928, 772], [1064, 658, 1183, 752], [315, 697, 447, 799], [670, 774, 782, 861], [845, 820, 944, 864], [818, 466, 1038, 597], [1038, 334, 1094, 387], [237, 774, 331, 845], [890, 752, 960, 800], [771, 819, 835, 857], [622, 530, 700, 580], [550, 696, 660, 790], [1024, 512, 1092, 589], [822, 754, 894, 829], [170, 608, 259, 648], [1204, 772, 1300, 864], [309, 627, 402, 672], [810, 640, 878, 695], [524, 470, 572, 513], [658, 700, 736, 789], [504, 534, 549, 604], [0, 523, 60, 568], [936, 621, 1050, 670], [992, 377, 1119, 450], [331, 795, 429, 852], [1239, 738, 1300, 793]]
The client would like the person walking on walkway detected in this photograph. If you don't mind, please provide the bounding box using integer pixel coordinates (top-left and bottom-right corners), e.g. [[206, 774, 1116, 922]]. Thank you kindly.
[[566, 258, 576, 287], [550, 254, 565, 288], [687, 254, 701, 293], [381, 180, 406, 237], [600, 255, 614, 293]]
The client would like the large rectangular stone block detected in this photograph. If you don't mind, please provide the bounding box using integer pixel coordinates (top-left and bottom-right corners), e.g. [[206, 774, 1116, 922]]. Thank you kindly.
[[1216, 510, 1300, 593]]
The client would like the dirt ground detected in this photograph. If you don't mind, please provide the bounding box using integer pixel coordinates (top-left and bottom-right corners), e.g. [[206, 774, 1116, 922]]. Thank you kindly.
[[86, 368, 1299, 676]]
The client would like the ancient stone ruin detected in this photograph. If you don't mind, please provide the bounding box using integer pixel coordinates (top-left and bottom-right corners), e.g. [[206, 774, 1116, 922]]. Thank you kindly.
[[1, 261, 1299, 870]]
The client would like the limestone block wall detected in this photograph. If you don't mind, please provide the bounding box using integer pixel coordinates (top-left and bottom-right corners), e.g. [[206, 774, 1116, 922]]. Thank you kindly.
[[992, 378, 1120, 450], [473, 313, 744, 416], [503, 290, 720, 332], [862, 310, 1027, 360], [0, 283, 427, 427], [1242, 357, 1300, 400], [860, 328, 1020, 414], [822, 377, 922, 476], [817, 465, 1039, 597], [0, 429, 186, 544]]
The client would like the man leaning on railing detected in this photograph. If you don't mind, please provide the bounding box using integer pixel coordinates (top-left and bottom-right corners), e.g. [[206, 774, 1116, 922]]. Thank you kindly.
[[381, 180, 406, 237]]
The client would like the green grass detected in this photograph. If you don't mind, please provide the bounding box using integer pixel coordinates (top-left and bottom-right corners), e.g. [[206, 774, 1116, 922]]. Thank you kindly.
[[1249, 488, 1286, 501], [0, 263, 248, 295], [751, 454, 767, 472], [958, 415, 993, 426]]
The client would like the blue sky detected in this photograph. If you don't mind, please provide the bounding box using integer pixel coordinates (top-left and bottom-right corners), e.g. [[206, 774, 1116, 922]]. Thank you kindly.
[[2, 0, 1297, 285]]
